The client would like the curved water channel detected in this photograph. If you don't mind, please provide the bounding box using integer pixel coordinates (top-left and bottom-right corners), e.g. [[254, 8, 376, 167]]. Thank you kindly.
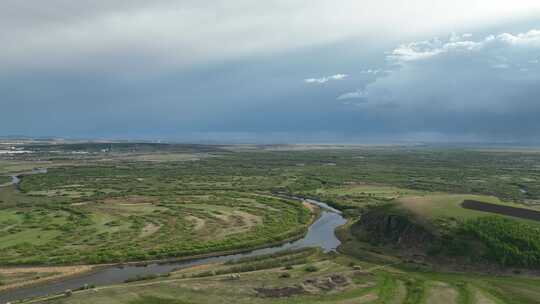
[[0, 174, 346, 304], [0, 168, 47, 189]]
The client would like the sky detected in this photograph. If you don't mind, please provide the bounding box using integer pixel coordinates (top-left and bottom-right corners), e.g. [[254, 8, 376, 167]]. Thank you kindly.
[[2, 1, 540, 143]]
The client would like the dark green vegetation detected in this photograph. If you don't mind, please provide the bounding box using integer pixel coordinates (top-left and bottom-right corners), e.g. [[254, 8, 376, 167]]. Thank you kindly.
[[350, 204, 434, 249], [461, 217, 540, 267], [351, 202, 540, 269], [0, 176, 11, 184]]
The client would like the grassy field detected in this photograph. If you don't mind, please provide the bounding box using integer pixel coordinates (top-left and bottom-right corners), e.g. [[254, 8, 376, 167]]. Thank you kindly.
[[397, 194, 540, 221], [2, 143, 540, 302], [0, 175, 11, 185], [28, 249, 540, 304], [0, 183, 310, 265], [2, 145, 540, 267], [309, 182, 540, 226], [312, 185, 425, 211]]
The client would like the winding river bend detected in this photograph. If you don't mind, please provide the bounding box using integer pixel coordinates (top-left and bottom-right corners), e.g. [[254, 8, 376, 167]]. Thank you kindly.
[[0, 168, 47, 189], [0, 185, 346, 304]]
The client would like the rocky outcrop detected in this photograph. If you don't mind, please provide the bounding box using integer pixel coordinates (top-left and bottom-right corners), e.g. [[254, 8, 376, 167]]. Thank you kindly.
[[352, 207, 434, 249]]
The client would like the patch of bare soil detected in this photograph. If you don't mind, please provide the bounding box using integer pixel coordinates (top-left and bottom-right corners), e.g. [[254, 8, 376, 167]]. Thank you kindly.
[[473, 289, 498, 304], [301, 274, 350, 293], [255, 275, 351, 298], [255, 286, 305, 298], [462, 200, 540, 222], [212, 211, 262, 238], [139, 222, 161, 238], [186, 216, 205, 231], [0, 265, 93, 292], [303, 201, 317, 212], [425, 282, 458, 304]]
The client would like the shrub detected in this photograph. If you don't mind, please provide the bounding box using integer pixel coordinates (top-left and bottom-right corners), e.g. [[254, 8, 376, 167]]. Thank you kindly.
[[304, 265, 319, 272]]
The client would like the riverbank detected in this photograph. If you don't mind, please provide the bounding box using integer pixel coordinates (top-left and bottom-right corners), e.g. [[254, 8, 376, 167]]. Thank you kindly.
[[0, 198, 345, 303], [0, 169, 46, 189], [0, 201, 316, 293], [0, 265, 94, 293]]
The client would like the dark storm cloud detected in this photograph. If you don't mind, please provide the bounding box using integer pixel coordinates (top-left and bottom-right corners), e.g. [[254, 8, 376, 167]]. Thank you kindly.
[[3, 2, 540, 142], [338, 30, 540, 142]]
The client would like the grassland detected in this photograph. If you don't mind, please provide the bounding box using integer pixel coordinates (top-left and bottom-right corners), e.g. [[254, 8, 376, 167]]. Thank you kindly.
[[2, 142, 540, 303], [0, 175, 11, 185], [0, 182, 310, 265], [397, 194, 540, 222], [25, 249, 540, 304]]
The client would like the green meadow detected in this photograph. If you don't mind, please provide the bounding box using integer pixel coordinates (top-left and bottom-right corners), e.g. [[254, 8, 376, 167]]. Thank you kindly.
[[2, 143, 540, 303]]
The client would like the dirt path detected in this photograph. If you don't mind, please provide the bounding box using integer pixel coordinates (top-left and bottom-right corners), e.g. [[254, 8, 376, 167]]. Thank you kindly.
[[425, 282, 458, 304], [474, 289, 499, 304]]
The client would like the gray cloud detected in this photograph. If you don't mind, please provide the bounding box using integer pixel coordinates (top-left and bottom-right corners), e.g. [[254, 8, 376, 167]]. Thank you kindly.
[[339, 29, 540, 139], [2, 3, 540, 143], [3, 1, 540, 71]]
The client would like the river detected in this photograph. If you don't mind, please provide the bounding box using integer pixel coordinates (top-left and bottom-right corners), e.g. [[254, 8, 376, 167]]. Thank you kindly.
[[0, 193, 346, 303], [0, 168, 47, 189]]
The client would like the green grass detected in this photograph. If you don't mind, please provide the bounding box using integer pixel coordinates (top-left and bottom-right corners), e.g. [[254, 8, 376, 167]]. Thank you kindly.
[[415, 272, 540, 304], [12, 245, 540, 304], [458, 216, 540, 267], [0, 228, 61, 249], [376, 273, 402, 303], [3, 144, 540, 302], [42, 254, 540, 304], [403, 277, 426, 304], [0, 176, 11, 184], [397, 193, 540, 225], [312, 185, 425, 211], [0, 209, 22, 223], [0, 169, 312, 265], [317, 185, 423, 200], [453, 282, 473, 304], [128, 296, 194, 304]]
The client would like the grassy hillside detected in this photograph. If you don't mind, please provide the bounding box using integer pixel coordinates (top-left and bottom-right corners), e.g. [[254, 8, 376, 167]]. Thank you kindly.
[[348, 199, 540, 269]]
